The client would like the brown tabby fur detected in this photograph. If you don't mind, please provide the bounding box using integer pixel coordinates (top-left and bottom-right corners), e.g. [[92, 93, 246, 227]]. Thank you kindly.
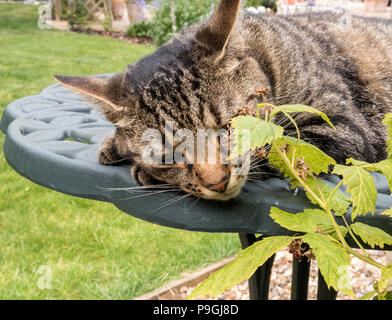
[[54, 0, 392, 200]]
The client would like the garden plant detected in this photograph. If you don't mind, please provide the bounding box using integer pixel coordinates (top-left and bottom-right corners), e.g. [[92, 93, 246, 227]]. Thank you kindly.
[[189, 102, 392, 300]]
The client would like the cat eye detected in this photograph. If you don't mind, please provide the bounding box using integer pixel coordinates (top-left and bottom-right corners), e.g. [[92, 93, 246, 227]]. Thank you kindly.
[[246, 94, 257, 103], [149, 151, 189, 169], [247, 94, 264, 105], [151, 163, 187, 169]]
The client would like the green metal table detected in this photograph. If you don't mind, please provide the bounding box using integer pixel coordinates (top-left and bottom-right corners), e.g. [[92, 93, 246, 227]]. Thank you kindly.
[[2, 80, 392, 300]]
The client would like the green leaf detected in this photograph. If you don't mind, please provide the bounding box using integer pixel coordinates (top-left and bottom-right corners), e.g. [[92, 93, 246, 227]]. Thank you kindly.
[[303, 178, 351, 216], [268, 136, 336, 180], [230, 116, 283, 159], [327, 225, 350, 243], [375, 266, 392, 296], [270, 207, 331, 233], [270, 207, 348, 241], [382, 113, 392, 158], [270, 104, 336, 130], [332, 164, 377, 220], [302, 233, 353, 295], [380, 208, 392, 218], [347, 158, 392, 193], [359, 291, 377, 300], [187, 236, 291, 299], [373, 291, 392, 300], [350, 222, 392, 249]]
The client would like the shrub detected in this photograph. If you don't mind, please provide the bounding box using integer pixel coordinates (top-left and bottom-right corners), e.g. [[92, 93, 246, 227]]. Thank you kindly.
[[152, 0, 218, 45], [127, 0, 218, 46], [261, 0, 277, 11], [127, 20, 155, 38], [128, 0, 278, 45], [67, 0, 88, 31], [246, 0, 277, 11]]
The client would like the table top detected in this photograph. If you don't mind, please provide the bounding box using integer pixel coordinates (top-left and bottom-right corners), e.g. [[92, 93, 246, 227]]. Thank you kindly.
[[2, 79, 392, 239]]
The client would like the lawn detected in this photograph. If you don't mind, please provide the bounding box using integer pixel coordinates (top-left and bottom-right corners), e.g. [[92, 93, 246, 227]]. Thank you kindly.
[[0, 3, 240, 299]]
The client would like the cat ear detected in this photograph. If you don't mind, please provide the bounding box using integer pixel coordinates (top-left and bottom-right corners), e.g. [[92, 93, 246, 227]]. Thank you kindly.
[[53, 73, 126, 122], [195, 0, 242, 59]]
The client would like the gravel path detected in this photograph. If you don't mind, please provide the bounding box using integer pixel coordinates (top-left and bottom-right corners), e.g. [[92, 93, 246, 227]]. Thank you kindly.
[[179, 249, 389, 300]]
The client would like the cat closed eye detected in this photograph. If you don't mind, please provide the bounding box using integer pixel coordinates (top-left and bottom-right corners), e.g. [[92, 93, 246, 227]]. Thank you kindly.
[[149, 152, 188, 168]]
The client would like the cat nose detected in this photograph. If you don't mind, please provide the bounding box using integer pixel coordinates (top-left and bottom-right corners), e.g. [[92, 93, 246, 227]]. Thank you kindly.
[[207, 175, 230, 192]]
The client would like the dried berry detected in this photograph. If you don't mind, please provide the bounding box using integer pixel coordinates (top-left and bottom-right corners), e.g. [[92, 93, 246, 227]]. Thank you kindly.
[[279, 144, 290, 154], [296, 157, 311, 180], [255, 87, 270, 102], [252, 146, 267, 160], [235, 106, 251, 116], [289, 239, 304, 260]]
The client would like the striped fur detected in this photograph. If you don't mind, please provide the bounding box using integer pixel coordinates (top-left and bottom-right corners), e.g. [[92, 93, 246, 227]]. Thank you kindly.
[[55, 2, 392, 200]]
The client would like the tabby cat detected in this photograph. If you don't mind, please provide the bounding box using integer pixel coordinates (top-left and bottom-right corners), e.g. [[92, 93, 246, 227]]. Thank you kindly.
[[54, 0, 392, 200]]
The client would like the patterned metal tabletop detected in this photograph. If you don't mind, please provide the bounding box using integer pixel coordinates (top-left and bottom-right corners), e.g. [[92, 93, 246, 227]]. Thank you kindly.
[[2, 79, 392, 238]]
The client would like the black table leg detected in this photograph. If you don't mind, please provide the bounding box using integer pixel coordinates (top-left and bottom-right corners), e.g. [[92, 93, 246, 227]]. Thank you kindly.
[[291, 257, 310, 300], [317, 269, 338, 300], [239, 233, 275, 300]]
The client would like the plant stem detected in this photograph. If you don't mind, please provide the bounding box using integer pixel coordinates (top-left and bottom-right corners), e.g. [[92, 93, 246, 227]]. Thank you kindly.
[[272, 142, 326, 209], [312, 173, 326, 203], [341, 215, 371, 258], [348, 247, 384, 269], [324, 207, 383, 269], [273, 142, 384, 270], [326, 180, 344, 205], [324, 181, 383, 268]]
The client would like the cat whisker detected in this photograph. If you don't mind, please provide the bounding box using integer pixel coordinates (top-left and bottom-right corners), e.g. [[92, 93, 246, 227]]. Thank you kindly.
[[125, 188, 182, 193], [188, 196, 201, 211], [97, 184, 177, 191], [247, 171, 276, 176], [117, 188, 182, 201], [100, 157, 134, 165], [249, 161, 280, 170], [152, 193, 192, 212], [284, 132, 323, 141]]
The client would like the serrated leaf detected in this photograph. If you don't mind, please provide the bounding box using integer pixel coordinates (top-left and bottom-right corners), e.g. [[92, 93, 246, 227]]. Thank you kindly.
[[376, 266, 392, 296], [270, 207, 331, 233], [187, 236, 291, 299], [303, 178, 351, 216], [268, 136, 336, 180], [230, 116, 283, 159], [350, 222, 392, 249], [332, 164, 377, 220], [270, 207, 348, 241], [303, 233, 353, 294], [347, 158, 392, 193], [382, 113, 392, 158], [270, 104, 336, 130]]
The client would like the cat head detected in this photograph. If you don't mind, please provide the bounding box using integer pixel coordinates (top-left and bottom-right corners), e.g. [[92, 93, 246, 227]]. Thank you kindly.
[[54, 0, 270, 200]]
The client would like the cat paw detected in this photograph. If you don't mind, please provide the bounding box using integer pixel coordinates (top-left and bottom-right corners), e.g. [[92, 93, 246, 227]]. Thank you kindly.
[[97, 134, 125, 166], [98, 147, 117, 165], [98, 143, 118, 165], [131, 165, 157, 185]]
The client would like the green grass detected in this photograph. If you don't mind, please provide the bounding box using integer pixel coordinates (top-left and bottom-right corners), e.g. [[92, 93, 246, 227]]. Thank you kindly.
[[0, 3, 240, 299]]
